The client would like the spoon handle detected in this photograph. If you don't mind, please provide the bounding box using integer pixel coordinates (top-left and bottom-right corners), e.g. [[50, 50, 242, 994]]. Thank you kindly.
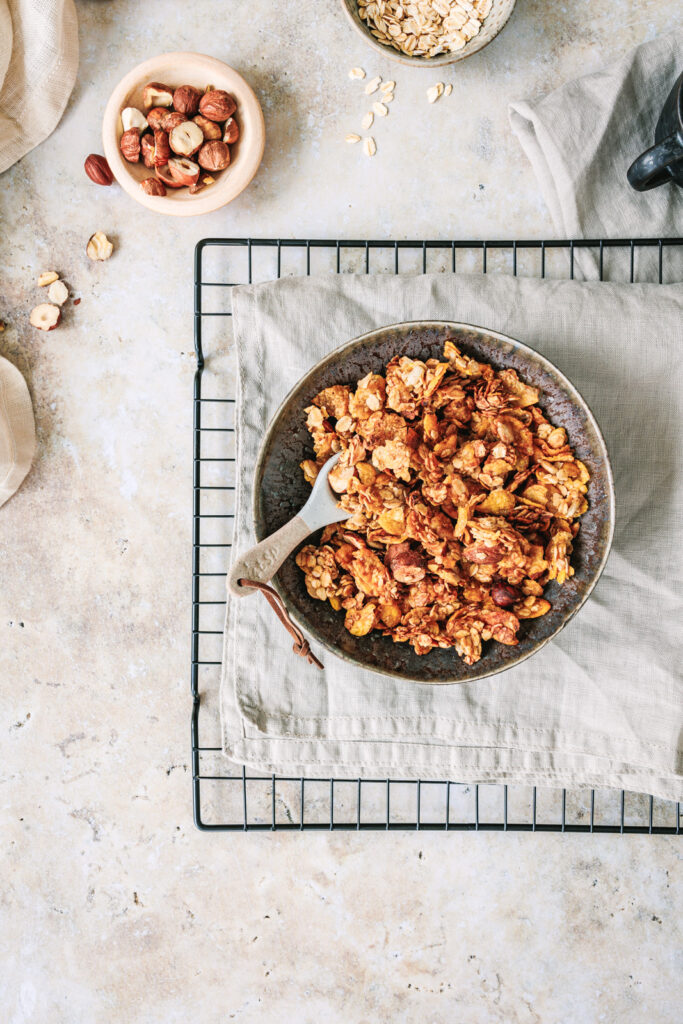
[[227, 515, 311, 597]]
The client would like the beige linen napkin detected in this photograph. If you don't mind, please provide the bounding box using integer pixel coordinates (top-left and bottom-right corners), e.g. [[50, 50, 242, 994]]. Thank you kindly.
[[0, 354, 35, 506], [0, 0, 79, 173], [509, 31, 683, 280], [221, 272, 683, 801]]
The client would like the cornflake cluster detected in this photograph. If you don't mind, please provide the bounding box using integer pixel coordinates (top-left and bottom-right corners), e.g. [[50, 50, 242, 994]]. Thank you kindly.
[[296, 340, 590, 665], [357, 0, 492, 59]]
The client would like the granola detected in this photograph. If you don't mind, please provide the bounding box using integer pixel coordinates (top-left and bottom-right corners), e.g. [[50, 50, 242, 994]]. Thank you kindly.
[[296, 341, 590, 665]]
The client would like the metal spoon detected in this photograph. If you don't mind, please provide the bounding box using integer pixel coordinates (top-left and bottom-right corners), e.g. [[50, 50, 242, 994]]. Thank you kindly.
[[228, 453, 351, 597]]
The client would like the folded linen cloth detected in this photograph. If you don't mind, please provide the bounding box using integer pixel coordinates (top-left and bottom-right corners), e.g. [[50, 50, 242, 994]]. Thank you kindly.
[[221, 272, 683, 800], [0, 0, 79, 174], [509, 31, 683, 280]]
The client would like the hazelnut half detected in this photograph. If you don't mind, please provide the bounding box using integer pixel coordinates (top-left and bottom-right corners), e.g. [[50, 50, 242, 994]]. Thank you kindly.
[[84, 153, 113, 186], [222, 116, 240, 144], [120, 127, 141, 163], [140, 178, 166, 196], [155, 164, 185, 189], [47, 280, 69, 306], [193, 114, 222, 141], [140, 133, 156, 169], [121, 106, 148, 132], [86, 231, 114, 261], [172, 85, 202, 116], [169, 121, 204, 157], [167, 157, 200, 187], [29, 303, 61, 331], [199, 89, 236, 122], [142, 82, 174, 109], [197, 140, 230, 171], [147, 107, 169, 132], [142, 129, 171, 167], [37, 271, 59, 287]]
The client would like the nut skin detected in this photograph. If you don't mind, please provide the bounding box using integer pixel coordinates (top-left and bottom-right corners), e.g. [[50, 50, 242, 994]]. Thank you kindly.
[[155, 164, 185, 189], [491, 581, 522, 609], [222, 116, 239, 144], [193, 114, 222, 141], [140, 177, 166, 196], [142, 82, 174, 109], [199, 89, 236, 122], [84, 153, 113, 185], [169, 121, 204, 157], [197, 140, 231, 171], [385, 542, 426, 584], [172, 85, 202, 116], [161, 110, 186, 133], [120, 127, 141, 163], [167, 157, 200, 187], [147, 107, 168, 132]]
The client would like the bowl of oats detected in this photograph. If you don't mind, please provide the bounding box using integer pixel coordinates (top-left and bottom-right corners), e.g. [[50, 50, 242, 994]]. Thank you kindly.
[[253, 321, 615, 684], [340, 0, 516, 65]]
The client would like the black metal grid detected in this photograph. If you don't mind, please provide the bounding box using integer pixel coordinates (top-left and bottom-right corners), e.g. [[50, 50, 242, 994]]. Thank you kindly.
[[192, 236, 682, 834]]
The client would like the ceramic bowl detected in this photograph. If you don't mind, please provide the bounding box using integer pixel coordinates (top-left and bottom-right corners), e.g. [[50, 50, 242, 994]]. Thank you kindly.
[[102, 52, 265, 216], [254, 321, 615, 684], [339, 0, 516, 67]]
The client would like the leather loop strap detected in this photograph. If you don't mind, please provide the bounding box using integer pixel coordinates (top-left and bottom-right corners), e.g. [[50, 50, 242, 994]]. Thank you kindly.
[[237, 578, 324, 670]]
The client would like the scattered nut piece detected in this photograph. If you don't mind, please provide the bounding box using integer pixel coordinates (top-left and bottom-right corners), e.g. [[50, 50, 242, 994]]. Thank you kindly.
[[140, 177, 167, 196], [73, 298, 81, 306], [362, 111, 374, 130], [199, 89, 236, 122], [84, 154, 113, 186], [364, 76, 382, 94], [349, 67, 366, 79], [121, 107, 148, 132], [345, 133, 361, 144], [444, 83, 453, 96], [142, 82, 174, 109], [373, 101, 388, 117], [363, 136, 376, 157], [86, 231, 114, 262], [29, 303, 61, 331], [38, 271, 59, 287], [47, 280, 69, 306]]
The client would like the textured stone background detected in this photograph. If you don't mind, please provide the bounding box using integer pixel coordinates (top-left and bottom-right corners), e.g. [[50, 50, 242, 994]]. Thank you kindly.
[[1, 1, 681, 1022]]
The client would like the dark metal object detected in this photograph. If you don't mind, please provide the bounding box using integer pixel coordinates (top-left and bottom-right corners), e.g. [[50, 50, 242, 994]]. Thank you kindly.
[[192, 236, 682, 833], [254, 319, 615, 683], [627, 71, 683, 191]]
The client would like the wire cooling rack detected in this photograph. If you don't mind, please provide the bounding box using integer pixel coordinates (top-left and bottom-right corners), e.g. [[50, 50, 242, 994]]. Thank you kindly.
[[192, 236, 682, 834]]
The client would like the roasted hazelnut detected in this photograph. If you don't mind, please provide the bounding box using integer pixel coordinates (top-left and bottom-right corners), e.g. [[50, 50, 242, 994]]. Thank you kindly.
[[29, 303, 61, 331], [222, 116, 240, 144], [197, 140, 230, 171], [140, 177, 166, 196], [193, 114, 222, 141], [147, 107, 169, 131], [172, 85, 202, 116], [161, 110, 186, 132], [84, 154, 113, 185], [86, 231, 114, 261], [199, 89, 236, 122], [155, 164, 184, 189], [141, 130, 170, 168], [167, 156, 200, 187], [142, 82, 174, 109], [385, 542, 426, 584], [119, 127, 141, 163], [491, 581, 522, 609], [121, 106, 148, 132], [169, 121, 204, 157]]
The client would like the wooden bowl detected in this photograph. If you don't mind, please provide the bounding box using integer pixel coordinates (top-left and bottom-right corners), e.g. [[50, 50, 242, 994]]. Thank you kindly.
[[339, 0, 516, 67], [254, 321, 615, 684], [102, 52, 265, 216]]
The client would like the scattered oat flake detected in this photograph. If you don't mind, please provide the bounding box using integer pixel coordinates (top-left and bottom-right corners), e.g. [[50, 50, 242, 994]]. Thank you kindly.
[[362, 111, 374, 130], [445, 83, 453, 96], [363, 137, 377, 157], [380, 80, 395, 93], [365, 76, 382, 94], [382, 93, 395, 104], [349, 67, 366, 80], [427, 83, 445, 104], [373, 102, 388, 117], [345, 133, 361, 144]]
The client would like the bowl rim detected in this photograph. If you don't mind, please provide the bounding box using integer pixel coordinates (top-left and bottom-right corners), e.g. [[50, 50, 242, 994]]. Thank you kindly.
[[253, 319, 616, 684], [338, 0, 517, 67], [102, 51, 265, 217]]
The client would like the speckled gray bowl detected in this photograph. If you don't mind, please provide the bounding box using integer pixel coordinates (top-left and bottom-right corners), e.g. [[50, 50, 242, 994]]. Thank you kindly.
[[254, 322, 615, 684]]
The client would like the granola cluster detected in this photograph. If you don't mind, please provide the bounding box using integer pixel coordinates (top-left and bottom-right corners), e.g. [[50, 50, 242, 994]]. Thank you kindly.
[[296, 340, 589, 665]]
